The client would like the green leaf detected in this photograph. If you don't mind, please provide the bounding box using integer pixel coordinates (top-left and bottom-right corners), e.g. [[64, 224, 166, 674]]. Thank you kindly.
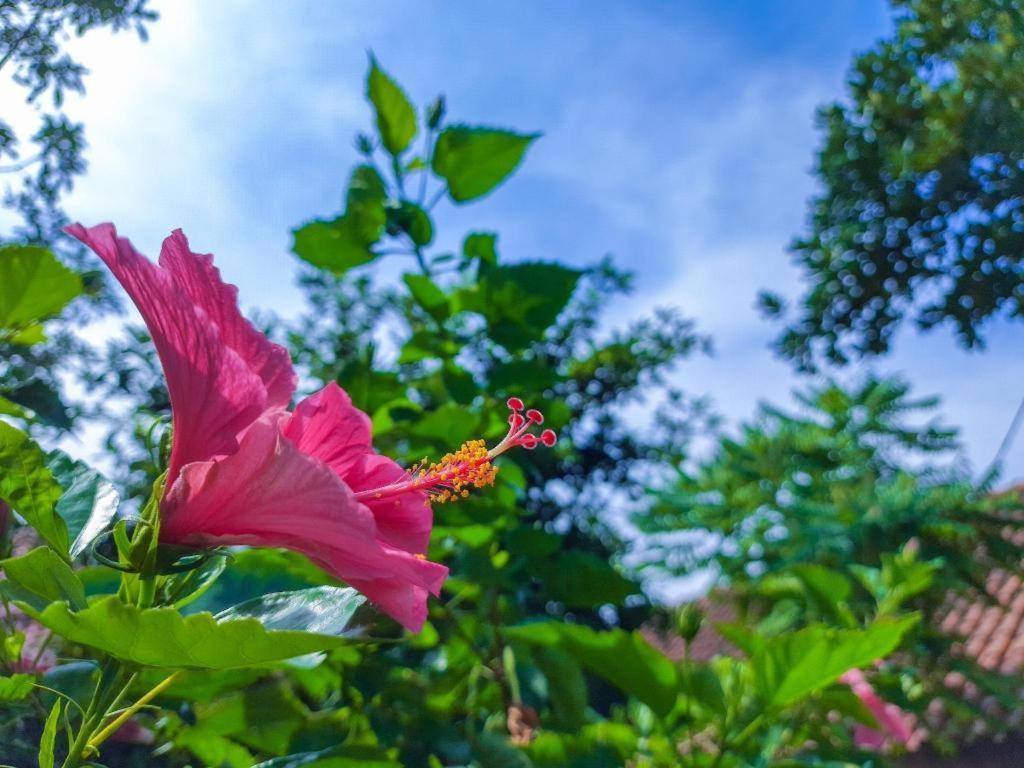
[[215, 585, 366, 634], [441, 362, 477, 404], [19, 590, 366, 670], [2, 379, 72, 430], [39, 699, 61, 768], [534, 647, 587, 730], [387, 200, 433, 246], [293, 166, 386, 275], [0, 673, 35, 702], [8, 323, 46, 345], [0, 422, 68, 556], [752, 616, 919, 707], [46, 450, 119, 558], [432, 125, 539, 202], [480, 262, 582, 350], [411, 404, 478, 445], [40, 662, 97, 710], [472, 733, 535, 768], [367, 56, 417, 156], [253, 744, 402, 768], [678, 662, 727, 717], [0, 394, 27, 419], [1, 546, 86, 610], [506, 623, 678, 716], [293, 218, 378, 275], [532, 551, 637, 608], [403, 273, 448, 321], [464, 231, 498, 264], [0, 245, 81, 329]]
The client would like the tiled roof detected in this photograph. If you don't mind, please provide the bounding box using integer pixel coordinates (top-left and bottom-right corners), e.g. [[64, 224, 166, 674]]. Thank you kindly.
[[940, 568, 1024, 677]]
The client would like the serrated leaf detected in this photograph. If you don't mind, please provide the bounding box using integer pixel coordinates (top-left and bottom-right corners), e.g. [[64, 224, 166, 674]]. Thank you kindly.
[[19, 590, 367, 670], [0, 422, 68, 556], [0, 245, 81, 329], [432, 125, 538, 202], [367, 56, 417, 156], [45, 450, 119, 558]]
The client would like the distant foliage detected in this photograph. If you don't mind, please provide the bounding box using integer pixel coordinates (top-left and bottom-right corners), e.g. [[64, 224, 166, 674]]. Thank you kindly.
[[763, 0, 1024, 367], [0, 0, 155, 242], [639, 376, 1024, 751]]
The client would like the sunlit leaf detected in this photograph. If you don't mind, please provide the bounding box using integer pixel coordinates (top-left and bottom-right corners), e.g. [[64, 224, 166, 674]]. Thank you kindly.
[[1, 546, 86, 610], [367, 56, 417, 156], [752, 616, 919, 707], [0, 422, 68, 556], [0, 245, 81, 330], [432, 125, 538, 202]]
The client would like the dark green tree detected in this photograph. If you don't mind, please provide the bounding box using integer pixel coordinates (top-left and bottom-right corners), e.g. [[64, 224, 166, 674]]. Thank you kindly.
[[762, 0, 1024, 369]]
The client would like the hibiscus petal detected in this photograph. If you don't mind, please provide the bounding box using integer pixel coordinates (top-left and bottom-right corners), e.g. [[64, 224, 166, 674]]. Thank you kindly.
[[163, 412, 447, 631], [284, 383, 433, 554], [158, 230, 295, 409], [66, 223, 269, 484]]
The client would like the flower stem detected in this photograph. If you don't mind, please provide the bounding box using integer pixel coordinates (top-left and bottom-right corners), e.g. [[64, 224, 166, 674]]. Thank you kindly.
[[82, 670, 180, 759]]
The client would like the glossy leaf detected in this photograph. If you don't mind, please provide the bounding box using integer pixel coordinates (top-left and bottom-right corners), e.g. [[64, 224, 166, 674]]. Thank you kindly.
[[46, 450, 119, 558], [432, 125, 538, 202], [367, 56, 417, 156], [18, 593, 364, 669], [0, 422, 68, 556], [216, 585, 367, 635]]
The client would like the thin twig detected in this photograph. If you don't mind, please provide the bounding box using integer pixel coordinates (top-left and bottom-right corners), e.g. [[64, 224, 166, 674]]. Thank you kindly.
[[987, 394, 1024, 476]]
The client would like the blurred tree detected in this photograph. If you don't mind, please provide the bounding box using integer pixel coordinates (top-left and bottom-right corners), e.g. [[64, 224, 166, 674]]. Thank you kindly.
[[1, 0, 155, 243], [761, 0, 1024, 369], [0, 1, 156, 439], [638, 376, 1024, 751]]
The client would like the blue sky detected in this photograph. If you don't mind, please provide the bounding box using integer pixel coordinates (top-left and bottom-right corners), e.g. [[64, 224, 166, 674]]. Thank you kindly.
[[40, 1, 1024, 482]]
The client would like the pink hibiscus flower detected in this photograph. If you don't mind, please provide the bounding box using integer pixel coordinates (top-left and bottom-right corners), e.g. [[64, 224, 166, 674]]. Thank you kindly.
[[68, 223, 554, 631], [840, 668, 917, 751]]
